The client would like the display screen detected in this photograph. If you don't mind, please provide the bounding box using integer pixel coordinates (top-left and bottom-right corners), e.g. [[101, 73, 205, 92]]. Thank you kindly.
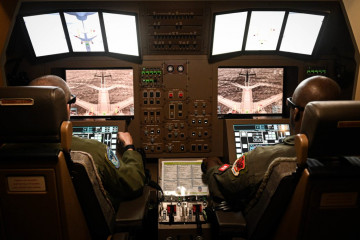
[[233, 123, 290, 159], [103, 12, 140, 56], [280, 12, 325, 55], [217, 67, 284, 115], [23, 13, 69, 57], [64, 12, 105, 52], [211, 11, 248, 55], [73, 125, 118, 153], [66, 69, 134, 117], [245, 11, 285, 51]]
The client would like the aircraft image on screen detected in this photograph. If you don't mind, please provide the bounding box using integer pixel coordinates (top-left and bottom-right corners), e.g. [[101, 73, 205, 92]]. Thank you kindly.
[[217, 68, 283, 114], [64, 12, 104, 52], [66, 69, 134, 116]]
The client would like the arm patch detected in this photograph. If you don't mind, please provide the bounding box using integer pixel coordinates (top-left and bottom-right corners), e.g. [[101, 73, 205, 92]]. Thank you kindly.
[[105, 147, 120, 169], [231, 154, 246, 176]]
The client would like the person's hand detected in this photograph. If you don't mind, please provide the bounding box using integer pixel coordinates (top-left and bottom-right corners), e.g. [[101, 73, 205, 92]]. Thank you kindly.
[[118, 132, 133, 146], [202, 157, 223, 173]]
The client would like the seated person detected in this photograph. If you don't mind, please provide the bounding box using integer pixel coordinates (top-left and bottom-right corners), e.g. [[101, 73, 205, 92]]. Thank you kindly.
[[28, 75, 145, 210], [202, 75, 341, 210]]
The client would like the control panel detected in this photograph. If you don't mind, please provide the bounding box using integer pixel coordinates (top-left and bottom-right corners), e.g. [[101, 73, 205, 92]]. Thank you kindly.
[[143, 5, 206, 55], [140, 64, 212, 156], [158, 195, 208, 224]]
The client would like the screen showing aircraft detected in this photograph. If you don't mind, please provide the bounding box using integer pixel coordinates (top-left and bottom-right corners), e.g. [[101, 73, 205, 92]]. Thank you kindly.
[[217, 67, 284, 115], [64, 12, 105, 52], [66, 68, 134, 117]]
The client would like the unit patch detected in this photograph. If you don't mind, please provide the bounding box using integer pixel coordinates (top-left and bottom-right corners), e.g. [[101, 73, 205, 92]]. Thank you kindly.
[[231, 154, 246, 176], [105, 147, 120, 169]]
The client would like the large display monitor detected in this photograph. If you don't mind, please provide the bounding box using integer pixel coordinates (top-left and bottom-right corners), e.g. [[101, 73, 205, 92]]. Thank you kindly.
[[64, 12, 105, 53], [217, 67, 284, 116], [23, 12, 69, 57], [279, 12, 325, 55], [103, 12, 140, 56], [225, 119, 290, 163], [211, 11, 248, 56], [66, 68, 134, 118]]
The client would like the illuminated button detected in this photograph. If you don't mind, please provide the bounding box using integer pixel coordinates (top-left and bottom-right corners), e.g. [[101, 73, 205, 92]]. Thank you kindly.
[[169, 92, 174, 98], [167, 65, 174, 73], [178, 91, 184, 98], [177, 65, 184, 72]]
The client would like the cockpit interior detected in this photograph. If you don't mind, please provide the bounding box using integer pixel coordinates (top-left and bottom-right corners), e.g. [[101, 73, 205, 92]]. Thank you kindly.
[[1, 0, 360, 239]]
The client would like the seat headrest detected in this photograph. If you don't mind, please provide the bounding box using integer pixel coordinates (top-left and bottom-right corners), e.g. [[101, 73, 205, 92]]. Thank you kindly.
[[300, 101, 360, 157], [0, 86, 68, 143]]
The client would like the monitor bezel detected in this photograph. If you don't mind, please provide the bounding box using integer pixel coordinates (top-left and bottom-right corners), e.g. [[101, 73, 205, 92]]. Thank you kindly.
[[217, 66, 286, 119], [225, 118, 290, 164], [64, 67, 135, 121]]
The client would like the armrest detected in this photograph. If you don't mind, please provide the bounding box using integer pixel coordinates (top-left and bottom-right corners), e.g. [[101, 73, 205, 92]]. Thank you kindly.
[[215, 210, 247, 236], [115, 186, 151, 230]]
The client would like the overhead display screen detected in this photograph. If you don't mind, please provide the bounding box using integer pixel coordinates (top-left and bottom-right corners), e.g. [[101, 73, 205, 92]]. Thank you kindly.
[[64, 12, 105, 52], [103, 12, 140, 56], [245, 11, 285, 51], [280, 12, 325, 55], [211, 11, 248, 55], [217, 67, 284, 115], [66, 69, 134, 117], [23, 13, 69, 57]]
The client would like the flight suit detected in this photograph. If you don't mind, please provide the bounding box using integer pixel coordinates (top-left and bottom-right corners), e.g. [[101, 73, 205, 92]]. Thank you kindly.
[[71, 136, 145, 210], [204, 136, 296, 210]]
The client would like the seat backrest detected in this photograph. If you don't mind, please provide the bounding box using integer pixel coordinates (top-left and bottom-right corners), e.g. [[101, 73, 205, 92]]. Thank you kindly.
[[275, 100, 360, 240], [0, 86, 90, 240], [70, 150, 116, 240], [300, 100, 360, 158], [244, 157, 299, 240]]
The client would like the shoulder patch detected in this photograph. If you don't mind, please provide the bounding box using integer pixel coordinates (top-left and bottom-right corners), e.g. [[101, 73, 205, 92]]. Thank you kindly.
[[231, 154, 247, 176], [105, 147, 120, 169]]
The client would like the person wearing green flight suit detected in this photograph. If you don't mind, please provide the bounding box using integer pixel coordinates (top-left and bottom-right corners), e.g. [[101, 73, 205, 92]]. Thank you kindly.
[[202, 75, 342, 211], [29, 75, 145, 210]]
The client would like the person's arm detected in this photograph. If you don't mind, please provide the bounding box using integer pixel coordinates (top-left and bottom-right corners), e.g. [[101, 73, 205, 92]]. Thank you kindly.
[[203, 155, 250, 205], [112, 132, 145, 198]]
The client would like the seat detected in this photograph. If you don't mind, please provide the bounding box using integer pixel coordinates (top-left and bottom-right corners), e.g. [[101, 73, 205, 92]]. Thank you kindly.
[[275, 100, 360, 240], [0, 86, 150, 240], [214, 101, 360, 240], [214, 156, 305, 240], [0, 86, 90, 240]]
